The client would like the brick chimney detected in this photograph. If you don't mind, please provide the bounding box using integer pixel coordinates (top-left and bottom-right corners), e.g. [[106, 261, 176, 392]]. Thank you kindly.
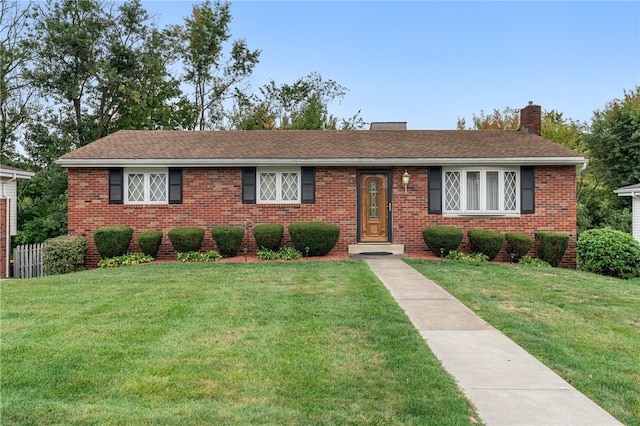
[[520, 102, 541, 136]]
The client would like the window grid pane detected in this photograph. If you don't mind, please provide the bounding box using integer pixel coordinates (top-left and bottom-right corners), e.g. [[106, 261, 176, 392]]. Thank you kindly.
[[128, 173, 145, 202], [260, 173, 277, 201], [280, 172, 299, 201], [466, 171, 480, 211], [149, 173, 167, 202], [504, 171, 517, 211], [486, 171, 499, 211], [444, 171, 461, 211]]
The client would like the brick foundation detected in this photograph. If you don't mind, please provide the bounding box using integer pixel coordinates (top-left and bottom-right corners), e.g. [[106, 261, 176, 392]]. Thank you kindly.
[[68, 165, 578, 269]]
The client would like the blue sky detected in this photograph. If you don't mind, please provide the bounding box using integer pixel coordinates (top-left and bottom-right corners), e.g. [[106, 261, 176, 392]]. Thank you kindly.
[[143, 1, 640, 129]]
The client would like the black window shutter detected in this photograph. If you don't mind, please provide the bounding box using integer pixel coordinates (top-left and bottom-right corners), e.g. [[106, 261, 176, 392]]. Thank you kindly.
[[168, 168, 183, 204], [521, 166, 535, 214], [242, 167, 256, 204], [301, 167, 315, 204], [109, 168, 124, 204], [428, 167, 442, 214]]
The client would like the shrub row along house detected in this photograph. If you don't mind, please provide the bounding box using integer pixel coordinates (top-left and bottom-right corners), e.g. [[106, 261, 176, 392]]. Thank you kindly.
[[57, 103, 587, 267]]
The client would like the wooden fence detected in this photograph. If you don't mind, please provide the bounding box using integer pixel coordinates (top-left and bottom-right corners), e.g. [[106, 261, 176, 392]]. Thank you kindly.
[[12, 243, 45, 279]]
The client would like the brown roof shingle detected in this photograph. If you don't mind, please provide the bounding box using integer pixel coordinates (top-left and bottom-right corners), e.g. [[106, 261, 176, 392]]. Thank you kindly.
[[57, 129, 585, 167]]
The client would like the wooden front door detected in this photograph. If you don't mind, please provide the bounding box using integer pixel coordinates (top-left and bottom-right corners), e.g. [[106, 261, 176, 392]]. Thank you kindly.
[[359, 172, 391, 242]]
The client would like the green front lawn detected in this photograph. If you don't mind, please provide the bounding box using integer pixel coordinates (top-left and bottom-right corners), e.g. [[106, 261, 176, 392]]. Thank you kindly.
[[1, 261, 479, 425], [406, 259, 640, 426]]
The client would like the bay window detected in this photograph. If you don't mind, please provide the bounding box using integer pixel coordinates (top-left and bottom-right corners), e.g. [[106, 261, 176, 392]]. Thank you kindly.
[[443, 168, 519, 214]]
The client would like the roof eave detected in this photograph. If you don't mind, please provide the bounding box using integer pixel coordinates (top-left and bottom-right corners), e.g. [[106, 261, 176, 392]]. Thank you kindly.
[[57, 156, 588, 168], [0, 170, 35, 179], [614, 184, 640, 197]]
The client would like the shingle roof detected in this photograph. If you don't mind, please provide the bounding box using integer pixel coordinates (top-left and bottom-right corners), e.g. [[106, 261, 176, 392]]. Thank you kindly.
[[57, 129, 586, 167]]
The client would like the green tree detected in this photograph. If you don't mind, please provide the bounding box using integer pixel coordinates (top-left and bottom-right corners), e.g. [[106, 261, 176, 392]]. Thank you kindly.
[[176, 0, 260, 130], [541, 110, 588, 151], [93, 1, 186, 135], [15, 164, 68, 244], [26, 0, 186, 144], [25, 0, 106, 146], [586, 87, 640, 191], [456, 106, 520, 130], [18, 0, 188, 244], [0, 0, 36, 160], [580, 88, 640, 233], [232, 72, 364, 130]]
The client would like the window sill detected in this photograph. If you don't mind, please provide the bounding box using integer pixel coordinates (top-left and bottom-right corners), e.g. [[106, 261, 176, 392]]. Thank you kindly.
[[124, 204, 170, 209], [442, 212, 521, 218], [255, 203, 302, 208]]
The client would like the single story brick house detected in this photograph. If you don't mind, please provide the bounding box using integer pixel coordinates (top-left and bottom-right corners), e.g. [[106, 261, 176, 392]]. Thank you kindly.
[[1, 165, 35, 277], [57, 103, 586, 267], [614, 183, 640, 243]]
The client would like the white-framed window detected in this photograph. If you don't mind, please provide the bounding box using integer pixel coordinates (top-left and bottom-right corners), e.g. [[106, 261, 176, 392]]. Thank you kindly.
[[125, 169, 168, 204], [443, 168, 518, 214], [257, 168, 300, 203]]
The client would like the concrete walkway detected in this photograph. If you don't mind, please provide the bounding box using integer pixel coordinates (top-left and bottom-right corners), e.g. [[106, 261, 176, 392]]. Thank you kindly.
[[365, 258, 622, 426]]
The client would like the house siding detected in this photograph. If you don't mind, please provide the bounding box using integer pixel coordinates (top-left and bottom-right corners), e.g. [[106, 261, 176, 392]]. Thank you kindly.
[[633, 196, 639, 243], [68, 165, 578, 268], [1, 198, 6, 277], [1, 179, 18, 236]]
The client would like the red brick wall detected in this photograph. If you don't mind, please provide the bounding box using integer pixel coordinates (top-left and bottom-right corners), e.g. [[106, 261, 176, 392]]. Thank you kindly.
[[68, 167, 359, 267], [68, 165, 578, 268], [393, 166, 577, 268], [1, 198, 6, 277]]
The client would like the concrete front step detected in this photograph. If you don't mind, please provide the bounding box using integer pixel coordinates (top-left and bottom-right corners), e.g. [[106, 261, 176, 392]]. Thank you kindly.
[[348, 244, 405, 258]]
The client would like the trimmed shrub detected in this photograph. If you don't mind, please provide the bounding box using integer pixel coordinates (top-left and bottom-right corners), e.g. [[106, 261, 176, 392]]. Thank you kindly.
[[534, 231, 569, 267], [505, 232, 533, 262], [288, 221, 340, 256], [467, 229, 505, 261], [137, 231, 163, 258], [577, 228, 640, 279], [421, 226, 463, 257], [253, 224, 284, 251], [168, 227, 205, 253], [211, 226, 245, 258], [43, 235, 87, 275], [94, 226, 134, 259]]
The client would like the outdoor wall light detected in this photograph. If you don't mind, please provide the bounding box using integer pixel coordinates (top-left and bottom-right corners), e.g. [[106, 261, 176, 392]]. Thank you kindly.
[[402, 170, 410, 193]]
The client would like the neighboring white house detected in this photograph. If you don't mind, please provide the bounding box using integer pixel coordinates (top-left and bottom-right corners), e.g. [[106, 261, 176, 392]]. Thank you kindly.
[[1, 165, 34, 236], [615, 183, 640, 243], [1, 165, 34, 278]]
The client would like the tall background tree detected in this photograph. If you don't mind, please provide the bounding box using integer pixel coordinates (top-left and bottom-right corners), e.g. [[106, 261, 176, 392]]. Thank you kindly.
[[4, 0, 363, 244], [581, 87, 640, 232], [231, 72, 364, 130], [176, 0, 260, 130], [0, 0, 35, 162], [15, 0, 189, 243]]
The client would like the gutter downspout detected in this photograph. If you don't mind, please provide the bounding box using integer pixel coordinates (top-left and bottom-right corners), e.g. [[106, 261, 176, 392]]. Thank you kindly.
[[577, 160, 588, 176], [2, 174, 17, 278]]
